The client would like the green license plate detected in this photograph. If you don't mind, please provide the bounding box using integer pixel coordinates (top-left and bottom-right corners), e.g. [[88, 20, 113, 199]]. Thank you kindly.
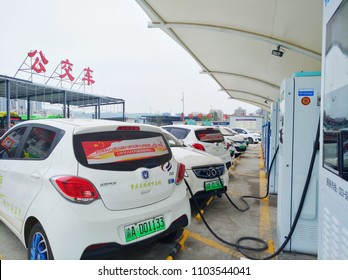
[[204, 179, 224, 191], [124, 215, 166, 242]]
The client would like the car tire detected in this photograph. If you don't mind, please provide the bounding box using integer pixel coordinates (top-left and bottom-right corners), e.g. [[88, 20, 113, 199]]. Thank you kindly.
[[160, 228, 184, 243], [28, 223, 54, 260], [248, 137, 254, 144]]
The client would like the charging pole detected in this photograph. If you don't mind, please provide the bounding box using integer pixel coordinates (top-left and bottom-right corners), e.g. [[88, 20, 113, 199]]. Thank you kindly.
[[318, 0, 348, 259], [276, 72, 321, 255]]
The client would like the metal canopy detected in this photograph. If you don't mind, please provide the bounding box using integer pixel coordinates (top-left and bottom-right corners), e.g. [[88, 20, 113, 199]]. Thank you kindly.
[[0, 75, 124, 108], [135, 0, 323, 112]]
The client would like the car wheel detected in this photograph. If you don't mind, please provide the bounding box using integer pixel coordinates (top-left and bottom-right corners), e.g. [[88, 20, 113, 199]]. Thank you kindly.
[[28, 223, 54, 260], [160, 228, 184, 243], [248, 137, 254, 144]]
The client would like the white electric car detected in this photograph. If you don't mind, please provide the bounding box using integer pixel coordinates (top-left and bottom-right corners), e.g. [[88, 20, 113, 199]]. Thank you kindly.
[[218, 127, 248, 157], [231, 127, 262, 144], [161, 129, 229, 201], [0, 119, 191, 260], [161, 124, 232, 171]]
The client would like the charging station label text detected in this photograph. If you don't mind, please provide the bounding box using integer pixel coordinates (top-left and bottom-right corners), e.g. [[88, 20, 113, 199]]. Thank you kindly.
[[298, 88, 314, 96]]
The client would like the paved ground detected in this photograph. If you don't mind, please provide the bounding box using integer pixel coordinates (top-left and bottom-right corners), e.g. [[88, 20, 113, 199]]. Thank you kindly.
[[0, 143, 317, 260]]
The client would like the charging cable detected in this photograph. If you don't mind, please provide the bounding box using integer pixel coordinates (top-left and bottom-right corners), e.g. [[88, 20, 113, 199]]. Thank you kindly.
[[185, 119, 320, 259]]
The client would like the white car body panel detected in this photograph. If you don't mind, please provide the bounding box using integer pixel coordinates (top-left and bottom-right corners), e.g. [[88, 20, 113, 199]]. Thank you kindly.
[[177, 150, 229, 196], [231, 127, 262, 144], [0, 119, 191, 259]]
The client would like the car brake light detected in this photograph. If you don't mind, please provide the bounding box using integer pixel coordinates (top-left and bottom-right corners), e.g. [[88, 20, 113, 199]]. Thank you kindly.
[[50, 176, 99, 203], [176, 163, 186, 185], [116, 126, 140, 131], [226, 142, 231, 150], [191, 143, 205, 151]]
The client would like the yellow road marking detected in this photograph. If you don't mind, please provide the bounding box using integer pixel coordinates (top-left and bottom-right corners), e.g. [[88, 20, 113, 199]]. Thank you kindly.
[[187, 230, 244, 259], [195, 196, 215, 221], [176, 144, 275, 259], [259, 146, 275, 255]]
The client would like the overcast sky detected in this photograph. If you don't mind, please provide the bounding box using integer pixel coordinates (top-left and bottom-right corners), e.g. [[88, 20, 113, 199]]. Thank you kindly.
[[0, 0, 259, 115]]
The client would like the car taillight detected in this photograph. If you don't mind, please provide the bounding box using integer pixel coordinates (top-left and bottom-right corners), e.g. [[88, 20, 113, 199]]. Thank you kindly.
[[191, 143, 205, 151], [50, 176, 99, 204], [226, 142, 231, 150], [176, 163, 186, 185], [116, 126, 140, 131]]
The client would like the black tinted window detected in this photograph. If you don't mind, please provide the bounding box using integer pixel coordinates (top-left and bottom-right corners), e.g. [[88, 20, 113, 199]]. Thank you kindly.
[[22, 127, 57, 159], [0, 127, 27, 159], [73, 130, 172, 171], [163, 127, 190, 140]]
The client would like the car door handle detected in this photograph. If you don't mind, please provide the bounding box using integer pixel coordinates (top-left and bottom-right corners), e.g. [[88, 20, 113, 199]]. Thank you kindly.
[[30, 173, 41, 179]]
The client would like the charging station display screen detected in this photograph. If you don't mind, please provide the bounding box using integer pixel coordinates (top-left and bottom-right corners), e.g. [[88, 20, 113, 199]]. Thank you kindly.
[[323, 0, 348, 181]]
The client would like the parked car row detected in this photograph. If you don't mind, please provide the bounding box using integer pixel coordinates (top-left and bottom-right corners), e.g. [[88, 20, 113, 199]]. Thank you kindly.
[[218, 127, 248, 157], [0, 119, 258, 260], [161, 128, 229, 201], [231, 127, 262, 144]]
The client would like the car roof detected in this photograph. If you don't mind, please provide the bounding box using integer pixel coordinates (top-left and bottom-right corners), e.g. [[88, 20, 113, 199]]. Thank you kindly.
[[21, 118, 121, 127], [162, 124, 217, 130], [16, 118, 163, 134]]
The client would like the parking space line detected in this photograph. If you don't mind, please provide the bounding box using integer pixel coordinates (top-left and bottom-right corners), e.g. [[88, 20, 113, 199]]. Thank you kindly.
[[186, 230, 244, 259], [259, 147, 275, 255], [195, 196, 215, 221]]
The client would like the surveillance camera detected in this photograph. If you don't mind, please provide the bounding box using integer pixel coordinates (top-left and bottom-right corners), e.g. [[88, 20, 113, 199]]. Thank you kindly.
[[271, 46, 285, 57]]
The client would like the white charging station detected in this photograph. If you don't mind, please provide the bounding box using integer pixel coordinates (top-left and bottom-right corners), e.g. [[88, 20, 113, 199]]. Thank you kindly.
[[276, 72, 321, 255], [318, 0, 348, 259], [269, 101, 279, 194]]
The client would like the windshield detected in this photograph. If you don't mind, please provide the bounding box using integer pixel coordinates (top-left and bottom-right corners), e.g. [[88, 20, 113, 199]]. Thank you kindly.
[[219, 127, 235, 136], [195, 128, 225, 143], [162, 130, 184, 147], [74, 130, 172, 171]]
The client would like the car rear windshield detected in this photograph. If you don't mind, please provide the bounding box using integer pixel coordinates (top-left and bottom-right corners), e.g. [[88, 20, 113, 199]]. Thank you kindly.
[[73, 130, 172, 171], [162, 127, 190, 140], [195, 128, 225, 143]]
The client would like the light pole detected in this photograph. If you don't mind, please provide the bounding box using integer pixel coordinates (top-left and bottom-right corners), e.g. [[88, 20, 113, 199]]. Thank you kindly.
[[181, 92, 185, 114], [149, 106, 152, 124], [179, 93, 185, 122]]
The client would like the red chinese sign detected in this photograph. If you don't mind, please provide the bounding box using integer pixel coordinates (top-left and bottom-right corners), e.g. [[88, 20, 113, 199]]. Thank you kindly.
[[82, 67, 95, 86], [59, 59, 74, 81], [24, 50, 96, 86], [28, 50, 49, 73]]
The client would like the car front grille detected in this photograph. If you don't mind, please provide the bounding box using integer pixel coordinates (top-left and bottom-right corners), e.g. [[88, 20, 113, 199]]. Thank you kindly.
[[192, 165, 225, 179]]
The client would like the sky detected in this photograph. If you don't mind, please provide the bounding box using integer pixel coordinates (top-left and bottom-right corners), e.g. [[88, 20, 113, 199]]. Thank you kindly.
[[0, 0, 259, 116]]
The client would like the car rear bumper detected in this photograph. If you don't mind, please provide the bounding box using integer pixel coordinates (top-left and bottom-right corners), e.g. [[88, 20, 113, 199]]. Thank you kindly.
[[41, 184, 190, 260], [81, 214, 189, 259]]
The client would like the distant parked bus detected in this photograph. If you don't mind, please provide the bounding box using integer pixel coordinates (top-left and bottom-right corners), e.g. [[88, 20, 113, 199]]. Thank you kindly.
[[0, 111, 22, 136]]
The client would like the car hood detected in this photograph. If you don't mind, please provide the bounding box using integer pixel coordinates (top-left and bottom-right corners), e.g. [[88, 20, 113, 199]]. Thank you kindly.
[[171, 147, 224, 169]]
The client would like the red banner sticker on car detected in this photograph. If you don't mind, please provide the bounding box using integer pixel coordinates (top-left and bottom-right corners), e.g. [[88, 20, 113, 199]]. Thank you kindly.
[[197, 132, 224, 142], [81, 136, 168, 164]]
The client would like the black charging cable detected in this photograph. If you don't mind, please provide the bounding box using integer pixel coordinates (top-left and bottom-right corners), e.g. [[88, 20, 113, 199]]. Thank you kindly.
[[222, 144, 279, 213], [185, 119, 320, 259], [185, 178, 269, 254]]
